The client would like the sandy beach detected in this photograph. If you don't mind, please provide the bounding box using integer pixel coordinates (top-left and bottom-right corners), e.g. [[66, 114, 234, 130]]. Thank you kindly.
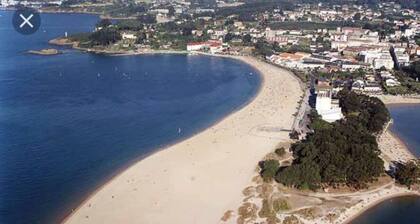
[[63, 56, 303, 224], [377, 94, 420, 105], [338, 129, 419, 224], [218, 90, 420, 224]]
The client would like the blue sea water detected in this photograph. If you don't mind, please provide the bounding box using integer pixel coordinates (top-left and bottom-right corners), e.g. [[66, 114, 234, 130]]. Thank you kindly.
[[351, 104, 420, 224], [389, 104, 420, 157], [0, 11, 261, 224], [351, 196, 420, 224]]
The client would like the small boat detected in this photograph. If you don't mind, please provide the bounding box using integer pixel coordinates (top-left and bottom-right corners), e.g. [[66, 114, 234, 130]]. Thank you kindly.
[[178, 128, 182, 134]]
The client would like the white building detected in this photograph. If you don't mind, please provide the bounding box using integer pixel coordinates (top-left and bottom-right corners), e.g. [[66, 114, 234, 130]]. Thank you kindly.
[[315, 84, 344, 123], [187, 42, 206, 51], [395, 52, 410, 67], [122, 33, 137, 40], [341, 62, 363, 71], [373, 52, 394, 70], [186, 40, 224, 53], [385, 79, 401, 87]]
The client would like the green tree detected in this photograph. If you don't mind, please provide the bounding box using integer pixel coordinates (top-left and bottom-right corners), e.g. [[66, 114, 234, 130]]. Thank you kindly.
[[275, 147, 286, 157], [395, 160, 420, 188], [96, 19, 112, 28], [274, 95, 387, 190], [242, 34, 252, 45], [260, 160, 280, 182], [135, 32, 147, 44], [89, 28, 121, 46], [275, 161, 321, 190], [223, 33, 235, 42], [116, 20, 144, 31]]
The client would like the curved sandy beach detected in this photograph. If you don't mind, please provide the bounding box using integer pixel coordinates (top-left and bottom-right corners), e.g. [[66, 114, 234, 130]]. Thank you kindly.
[[377, 94, 420, 105], [64, 56, 303, 224]]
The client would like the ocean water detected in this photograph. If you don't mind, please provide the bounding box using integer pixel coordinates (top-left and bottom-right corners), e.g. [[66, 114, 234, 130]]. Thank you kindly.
[[389, 104, 420, 157], [0, 11, 261, 224], [351, 196, 420, 224], [351, 104, 420, 224]]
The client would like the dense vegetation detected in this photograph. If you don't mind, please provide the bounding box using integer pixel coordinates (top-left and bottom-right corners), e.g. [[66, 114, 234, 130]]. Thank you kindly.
[[394, 160, 420, 188], [216, 0, 296, 20], [402, 61, 420, 84], [338, 90, 390, 134], [69, 28, 122, 47], [261, 91, 390, 190], [380, 65, 420, 95], [259, 160, 280, 182], [89, 28, 122, 46]]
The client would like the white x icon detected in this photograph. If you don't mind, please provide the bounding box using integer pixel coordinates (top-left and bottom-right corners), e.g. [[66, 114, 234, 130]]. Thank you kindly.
[[19, 14, 34, 28]]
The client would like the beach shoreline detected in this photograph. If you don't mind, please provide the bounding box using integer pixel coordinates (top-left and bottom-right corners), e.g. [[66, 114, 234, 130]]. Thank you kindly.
[[377, 94, 420, 105], [63, 55, 303, 224], [59, 54, 266, 223], [55, 41, 419, 223], [339, 104, 419, 224], [381, 100, 419, 161], [343, 192, 420, 224]]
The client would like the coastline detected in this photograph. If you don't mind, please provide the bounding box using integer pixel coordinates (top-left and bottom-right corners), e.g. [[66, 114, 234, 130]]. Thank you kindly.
[[52, 38, 418, 224], [343, 192, 420, 224], [58, 54, 265, 222], [63, 55, 303, 224], [377, 94, 420, 105], [381, 97, 419, 160], [339, 103, 419, 224]]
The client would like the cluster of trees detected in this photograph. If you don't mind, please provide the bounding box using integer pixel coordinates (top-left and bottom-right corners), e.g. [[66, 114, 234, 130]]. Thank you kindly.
[[259, 160, 280, 182], [253, 40, 311, 57], [338, 90, 390, 133], [403, 61, 420, 80], [254, 40, 276, 57], [394, 160, 420, 188], [89, 28, 122, 46], [96, 19, 112, 29], [115, 20, 144, 31], [261, 92, 390, 190], [216, 0, 296, 20], [93, 19, 122, 46], [316, 69, 366, 80], [384, 70, 420, 95]]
